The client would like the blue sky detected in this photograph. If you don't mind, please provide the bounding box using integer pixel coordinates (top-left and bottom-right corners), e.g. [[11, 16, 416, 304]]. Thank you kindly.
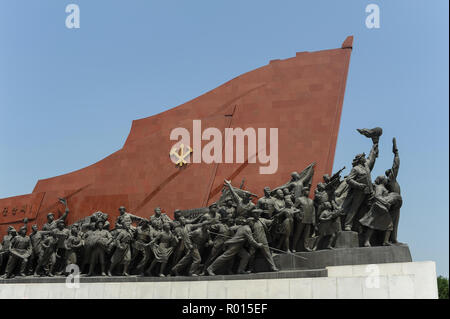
[[0, 1, 448, 276]]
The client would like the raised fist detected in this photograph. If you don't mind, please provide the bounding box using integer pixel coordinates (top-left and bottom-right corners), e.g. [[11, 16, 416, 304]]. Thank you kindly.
[[392, 137, 398, 154]]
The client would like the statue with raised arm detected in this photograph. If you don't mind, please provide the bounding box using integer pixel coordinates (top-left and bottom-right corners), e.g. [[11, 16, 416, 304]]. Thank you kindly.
[[272, 163, 315, 198], [224, 180, 255, 218], [52, 219, 70, 275], [116, 206, 147, 229], [385, 138, 402, 244], [42, 198, 70, 231], [342, 128, 381, 231]]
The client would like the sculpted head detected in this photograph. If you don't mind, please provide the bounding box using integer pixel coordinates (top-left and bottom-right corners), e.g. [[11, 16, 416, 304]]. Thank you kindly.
[[57, 220, 65, 230], [70, 226, 79, 236], [285, 197, 293, 208], [178, 216, 186, 226], [385, 169, 392, 178], [209, 203, 218, 215], [118, 206, 126, 215], [173, 209, 182, 221], [352, 153, 366, 166], [316, 183, 325, 191], [235, 216, 245, 225], [375, 175, 388, 185], [96, 220, 104, 230], [263, 187, 271, 197], [251, 208, 263, 219], [275, 189, 284, 199], [154, 207, 162, 216], [225, 198, 233, 207], [302, 186, 310, 197], [246, 217, 256, 229], [162, 223, 171, 232], [18, 226, 27, 236], [47, 213, 55, 223]]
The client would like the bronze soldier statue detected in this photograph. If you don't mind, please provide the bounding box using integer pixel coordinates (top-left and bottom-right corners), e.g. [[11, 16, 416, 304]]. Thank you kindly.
[[86, 220, 112, 276], [293, 187, 316, 252], [147, 223, 178, 277], [359, 176, 402, 247], [206, 217, 263, 276], [257, 187, 276, 218], [385, 138, 402, 244], [108, 221, 133, 276], [224, 180, 255, 218], [42, 198, 70, 231], [248, 208, 278, 272], [2, 225, 32, 279], [342, 128, 381, 231]]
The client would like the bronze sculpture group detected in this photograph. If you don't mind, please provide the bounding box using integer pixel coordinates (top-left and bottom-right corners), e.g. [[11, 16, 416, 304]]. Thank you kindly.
[[0, 127, 403, 279]]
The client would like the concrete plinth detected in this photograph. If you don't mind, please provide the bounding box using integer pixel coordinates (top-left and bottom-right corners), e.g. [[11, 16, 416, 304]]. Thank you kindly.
[[335, 231, 359, 248], [274, 244, 412, 271], [0, 261, 438, 299]]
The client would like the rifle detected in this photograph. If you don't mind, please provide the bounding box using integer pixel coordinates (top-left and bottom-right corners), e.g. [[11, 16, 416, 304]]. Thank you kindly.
[[330, 166, 345, 182], [325, 166, 345, 190]]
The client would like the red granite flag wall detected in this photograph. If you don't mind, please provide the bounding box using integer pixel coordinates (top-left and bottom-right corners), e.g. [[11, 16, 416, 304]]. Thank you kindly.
[[0, 36, 353, 233]]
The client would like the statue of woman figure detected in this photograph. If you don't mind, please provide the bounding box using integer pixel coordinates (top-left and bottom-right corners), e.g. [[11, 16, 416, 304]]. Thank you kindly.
[[314, 202, 342, 250], [86, 220, 112, 276], [274, 197, 298, 253], [64, 225, 83, 271], [108, 222, 133, 276], [359, 176, 402, 247], [147, 223, 178, 277]]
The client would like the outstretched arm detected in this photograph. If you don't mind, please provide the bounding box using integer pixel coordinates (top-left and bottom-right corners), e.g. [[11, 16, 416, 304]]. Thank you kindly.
[[128, 213, 147, 223], [391, 138, 400, 179], [244, 228, 262, 249], [224, 180, 241, 204], [366, 143, 379, 171], [57, 198, 69, 222]]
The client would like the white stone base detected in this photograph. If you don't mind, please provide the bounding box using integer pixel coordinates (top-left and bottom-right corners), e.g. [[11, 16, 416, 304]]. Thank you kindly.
[[0, 261, 438, 299]]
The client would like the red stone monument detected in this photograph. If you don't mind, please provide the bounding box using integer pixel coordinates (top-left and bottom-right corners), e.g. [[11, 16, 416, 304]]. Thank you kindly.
[[0, 36, 353, 233]]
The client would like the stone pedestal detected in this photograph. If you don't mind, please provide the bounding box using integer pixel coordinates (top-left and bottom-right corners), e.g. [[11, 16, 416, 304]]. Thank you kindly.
[[0, 261, 438, 299], [273, 244, 412, 271], [335, 231, 359, 248]]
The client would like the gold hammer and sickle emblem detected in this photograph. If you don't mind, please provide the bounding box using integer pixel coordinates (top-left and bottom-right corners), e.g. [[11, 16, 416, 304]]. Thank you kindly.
[[170, 144, 192, 167]]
